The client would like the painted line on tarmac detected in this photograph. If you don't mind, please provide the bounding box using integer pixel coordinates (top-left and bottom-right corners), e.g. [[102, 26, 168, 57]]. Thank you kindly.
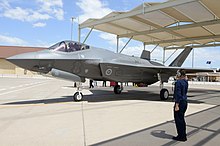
[[0, 81, 48, 96]]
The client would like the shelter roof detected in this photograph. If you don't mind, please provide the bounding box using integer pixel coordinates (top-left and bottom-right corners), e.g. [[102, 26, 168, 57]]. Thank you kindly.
[[80, 0, 220, 49]]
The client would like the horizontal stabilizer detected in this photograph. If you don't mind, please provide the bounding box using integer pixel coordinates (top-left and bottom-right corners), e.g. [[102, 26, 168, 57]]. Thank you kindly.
[[169, 46, 192, 67]]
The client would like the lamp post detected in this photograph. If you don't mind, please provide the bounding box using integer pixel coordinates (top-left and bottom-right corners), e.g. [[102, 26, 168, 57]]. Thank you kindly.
[[71, 17, 75, 41], [71, 17, 77, 87]]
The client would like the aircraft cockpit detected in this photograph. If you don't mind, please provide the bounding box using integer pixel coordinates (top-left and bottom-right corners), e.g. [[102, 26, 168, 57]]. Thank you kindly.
[[49, 41, 90, 52]]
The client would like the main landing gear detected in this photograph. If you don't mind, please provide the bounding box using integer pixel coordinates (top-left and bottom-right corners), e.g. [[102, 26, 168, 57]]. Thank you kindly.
[[113, 83, 123, 94], [73, 82, 83, 102], [113, 81, 169, 101]]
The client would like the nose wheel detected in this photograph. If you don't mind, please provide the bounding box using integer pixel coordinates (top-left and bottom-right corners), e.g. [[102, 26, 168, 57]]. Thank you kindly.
[[73, 82, 83, 101], [73, 92, 83, 101], [160, 88, 169, 100]]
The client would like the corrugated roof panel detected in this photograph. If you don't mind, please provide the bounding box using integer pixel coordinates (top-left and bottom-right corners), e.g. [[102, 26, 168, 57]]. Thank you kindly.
[[81, 19, 97, 28], [195, 39, 216, 44], [103, 12, 123, 18], [133, 35, 158, 43], [174, 1, 214, 22], [161, 7, 192, 22], [111, 18, 152, 32], [148, 32, 180, 40], [214, 38, 220, 42], [80, 0, 220, 48], [94, 24, 133, 35], [130, 2, 160, 11], [175, 41, 194, 46], [160, 41, 193, 48], [174, 27, 212, 37], [204, 24, 220, 35], [138, 10, 176, 27], [201, 0, 220, 18]]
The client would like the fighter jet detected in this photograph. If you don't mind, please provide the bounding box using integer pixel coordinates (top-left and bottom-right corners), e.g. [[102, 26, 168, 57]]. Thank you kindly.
[[7, 40, 217, 101]]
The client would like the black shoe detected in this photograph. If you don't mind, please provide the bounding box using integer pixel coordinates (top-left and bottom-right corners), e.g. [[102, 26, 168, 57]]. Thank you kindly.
[[172, 136, 187, 142]]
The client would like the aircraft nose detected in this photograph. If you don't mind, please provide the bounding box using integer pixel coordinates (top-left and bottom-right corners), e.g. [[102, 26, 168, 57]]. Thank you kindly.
[[6, 52, 39, 70], [7, 52, 37, 60]]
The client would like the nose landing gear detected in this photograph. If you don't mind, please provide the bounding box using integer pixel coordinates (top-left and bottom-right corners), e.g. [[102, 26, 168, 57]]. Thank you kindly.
[[73, 82, 83, 101], [160, 88, 169, 100], [159, 80, 169, 100]]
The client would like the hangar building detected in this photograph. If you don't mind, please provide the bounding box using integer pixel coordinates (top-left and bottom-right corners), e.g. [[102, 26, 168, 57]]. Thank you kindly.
[[0, 46, 44, 75]]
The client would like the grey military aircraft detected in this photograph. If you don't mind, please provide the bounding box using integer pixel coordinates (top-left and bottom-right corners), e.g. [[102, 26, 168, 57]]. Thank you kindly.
[[7, 40, 216, 101]]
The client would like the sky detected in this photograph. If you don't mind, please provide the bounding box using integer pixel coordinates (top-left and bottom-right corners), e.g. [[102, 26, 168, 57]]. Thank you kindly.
[[0, 0, 220, 69]]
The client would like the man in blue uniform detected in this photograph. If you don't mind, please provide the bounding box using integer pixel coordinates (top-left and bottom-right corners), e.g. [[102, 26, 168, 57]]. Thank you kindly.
[[173, 69, 188, 142]]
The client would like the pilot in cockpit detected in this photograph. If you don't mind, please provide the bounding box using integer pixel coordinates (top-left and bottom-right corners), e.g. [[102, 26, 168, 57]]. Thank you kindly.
[[68, 42, 75, 52], [73, 43, 80, 51]]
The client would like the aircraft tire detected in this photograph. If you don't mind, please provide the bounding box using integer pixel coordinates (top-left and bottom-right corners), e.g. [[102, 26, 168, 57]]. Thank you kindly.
[[114, 85, 122, 94], [73, 92, 83, 101], [160, 88, 169, 100]]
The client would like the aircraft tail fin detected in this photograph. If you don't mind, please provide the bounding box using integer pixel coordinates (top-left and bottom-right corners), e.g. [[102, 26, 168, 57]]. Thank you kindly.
[[140, 50, 150, 60], [169, 46, 193, 67]]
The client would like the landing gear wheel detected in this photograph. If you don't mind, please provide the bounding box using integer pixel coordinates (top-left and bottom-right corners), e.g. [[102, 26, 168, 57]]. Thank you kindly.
[[160, 88, 169, 100], [114, 85, 122, 94], [73, 92, 83, 101]]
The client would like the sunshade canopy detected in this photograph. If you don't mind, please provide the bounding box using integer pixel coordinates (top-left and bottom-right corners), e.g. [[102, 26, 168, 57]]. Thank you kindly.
[[80, 0, 220, 49]]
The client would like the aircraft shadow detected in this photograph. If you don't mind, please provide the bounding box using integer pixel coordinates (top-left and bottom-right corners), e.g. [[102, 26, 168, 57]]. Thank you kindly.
[[82, 89, 203, 104], [3, 87, 212, 105], [2, 96, 74, 105]]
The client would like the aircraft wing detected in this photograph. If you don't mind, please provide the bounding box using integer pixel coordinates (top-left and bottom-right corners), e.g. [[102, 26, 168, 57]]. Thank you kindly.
[[144, 65, 216, 75], [99, 62, 217, 83]]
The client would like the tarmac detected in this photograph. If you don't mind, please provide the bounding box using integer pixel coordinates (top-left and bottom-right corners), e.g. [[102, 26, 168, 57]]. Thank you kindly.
[[0, 77, 219, 146]]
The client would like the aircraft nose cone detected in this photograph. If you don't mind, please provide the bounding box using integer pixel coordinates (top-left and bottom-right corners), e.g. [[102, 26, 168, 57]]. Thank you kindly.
[[7, 52, 37, 60], [6, 52, 38, 70]]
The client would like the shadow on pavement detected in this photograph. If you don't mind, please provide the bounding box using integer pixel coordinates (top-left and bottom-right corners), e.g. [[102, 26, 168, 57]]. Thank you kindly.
[[151, 130, 173, 139], [2, 96, 74, 105], [2, 87, 206, 105]]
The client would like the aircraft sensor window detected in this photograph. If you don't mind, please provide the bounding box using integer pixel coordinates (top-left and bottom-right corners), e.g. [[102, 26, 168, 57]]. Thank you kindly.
[[49, 41, 90, 53]]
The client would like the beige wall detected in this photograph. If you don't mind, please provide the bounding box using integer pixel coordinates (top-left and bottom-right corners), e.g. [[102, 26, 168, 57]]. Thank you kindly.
[[0, 59, 36, 75], [0, 59, 16, 74]]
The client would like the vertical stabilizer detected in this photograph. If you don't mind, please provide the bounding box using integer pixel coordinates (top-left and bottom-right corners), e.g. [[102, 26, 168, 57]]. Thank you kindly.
[[140, 50, 150, 60], [169, 46, 193, 67]]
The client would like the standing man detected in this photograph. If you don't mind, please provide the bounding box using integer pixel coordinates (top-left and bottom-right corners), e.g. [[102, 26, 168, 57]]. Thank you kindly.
[[173, 69, 188, 142], [89, 80, 94, 88], [102, 81, 106, 87]]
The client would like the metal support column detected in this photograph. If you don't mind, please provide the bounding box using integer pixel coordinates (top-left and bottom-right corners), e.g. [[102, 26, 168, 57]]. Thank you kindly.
[[192, 48, 194, 68], [71, 17, 75, 41], [163, 48, 166, 65], [143, 42, 146, 50], [150, 44, 159, 53], [78, 24, 81, 43], [116, 35, 119, 53], [119, 36, 133, 53], [164, 49, 178, 63], [82, 27, 94, 44]]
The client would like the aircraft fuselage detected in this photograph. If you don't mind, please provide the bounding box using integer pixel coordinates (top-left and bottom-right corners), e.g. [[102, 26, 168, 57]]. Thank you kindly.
[[7, 42, 162, 85]]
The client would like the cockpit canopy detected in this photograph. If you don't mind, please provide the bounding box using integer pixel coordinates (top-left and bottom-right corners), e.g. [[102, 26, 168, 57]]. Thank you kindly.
[[49, 40, 90, 52]]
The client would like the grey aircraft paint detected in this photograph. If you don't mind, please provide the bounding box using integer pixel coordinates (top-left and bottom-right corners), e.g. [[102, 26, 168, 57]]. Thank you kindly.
[[7, 40, 218, 101], [7, 40, 216, 85]]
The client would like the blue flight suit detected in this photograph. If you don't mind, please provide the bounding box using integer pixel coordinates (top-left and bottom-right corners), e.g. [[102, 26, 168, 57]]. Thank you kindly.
[[173, 79, 188, 139]]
